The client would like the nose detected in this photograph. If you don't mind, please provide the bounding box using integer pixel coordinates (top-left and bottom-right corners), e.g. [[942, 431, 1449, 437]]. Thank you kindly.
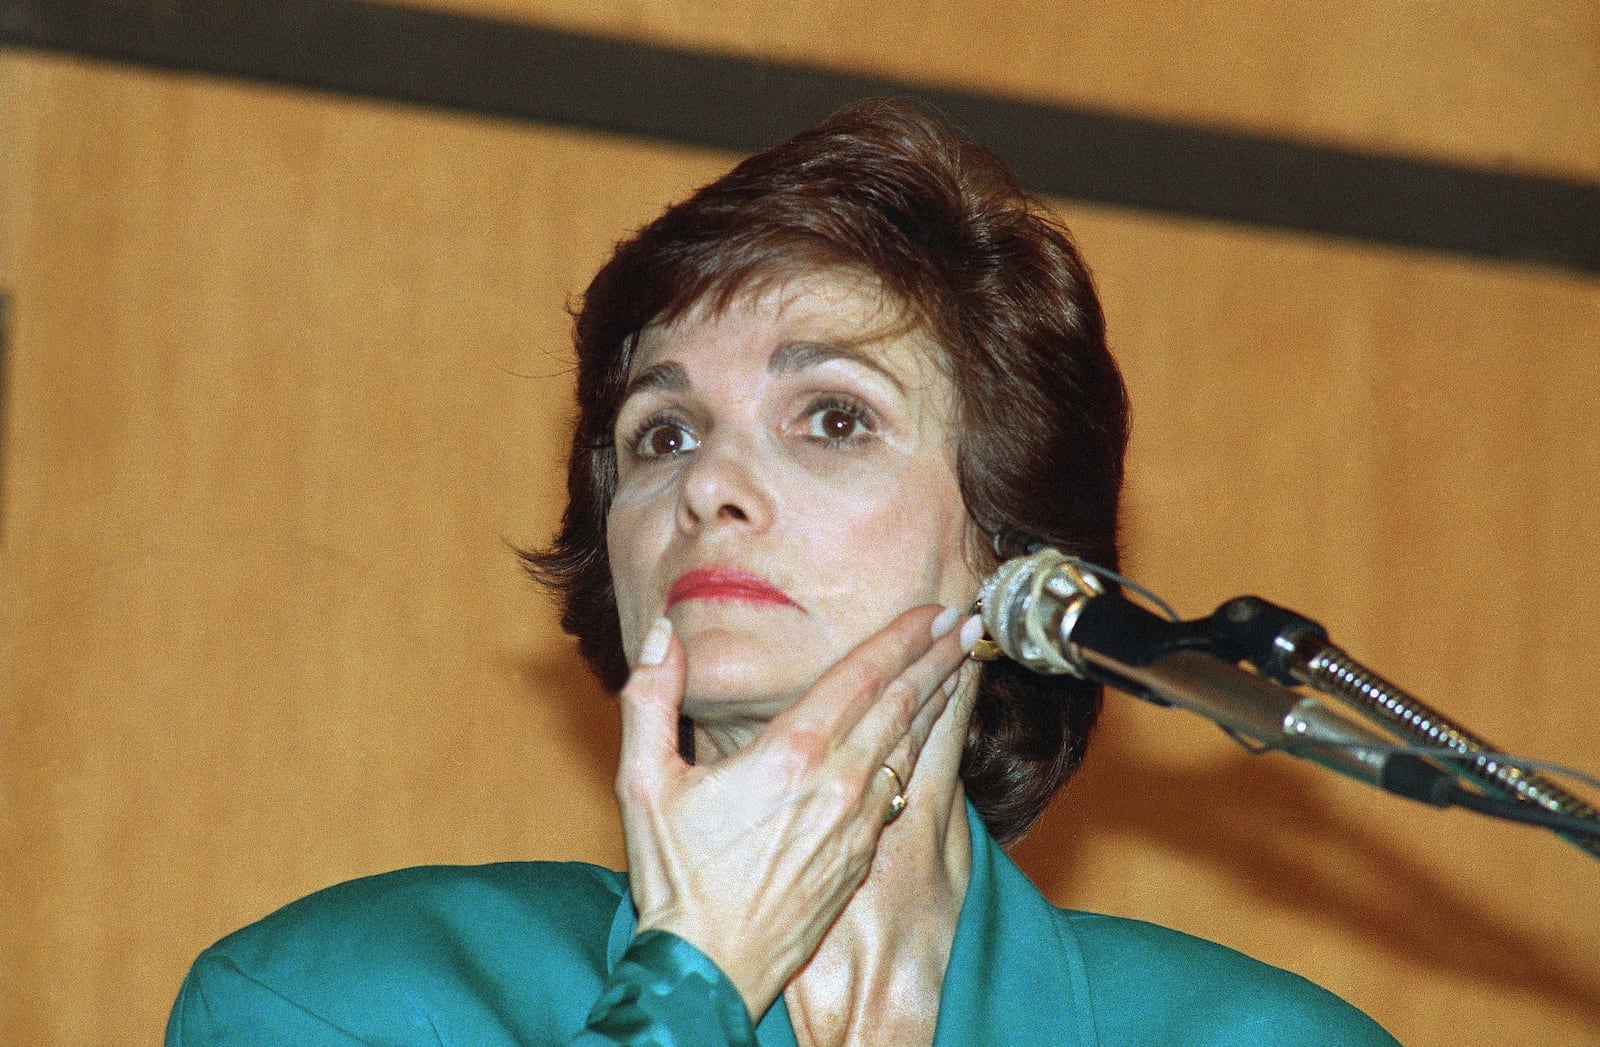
[[675, 432, 774, 534]]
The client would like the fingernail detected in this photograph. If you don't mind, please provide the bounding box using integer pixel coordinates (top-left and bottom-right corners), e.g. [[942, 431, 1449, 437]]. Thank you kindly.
[[638, 616, 672, 667], [958, 614, 985, 651], [930, 605, 962, 640]]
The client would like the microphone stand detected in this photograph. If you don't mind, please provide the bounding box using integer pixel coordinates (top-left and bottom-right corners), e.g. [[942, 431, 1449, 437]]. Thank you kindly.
[[981, 550, 1600, 861]]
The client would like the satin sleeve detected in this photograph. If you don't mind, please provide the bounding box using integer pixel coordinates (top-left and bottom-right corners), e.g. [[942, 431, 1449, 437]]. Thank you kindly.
[[571, 930, 757, 1047]]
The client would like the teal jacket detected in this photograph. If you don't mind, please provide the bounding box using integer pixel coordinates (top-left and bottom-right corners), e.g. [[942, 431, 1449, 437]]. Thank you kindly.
[[167, 804, 1399, 1045]]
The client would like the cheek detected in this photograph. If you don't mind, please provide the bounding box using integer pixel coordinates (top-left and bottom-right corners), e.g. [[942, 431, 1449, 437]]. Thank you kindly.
[[605, 491, 665, 647], [797, 467, 973, 608]]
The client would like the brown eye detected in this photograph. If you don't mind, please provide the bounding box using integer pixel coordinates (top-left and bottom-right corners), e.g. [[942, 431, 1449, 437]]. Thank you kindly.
[[637, 422, 699, 458], [806, 401, 871, 443], [819, 408, 856, 438]]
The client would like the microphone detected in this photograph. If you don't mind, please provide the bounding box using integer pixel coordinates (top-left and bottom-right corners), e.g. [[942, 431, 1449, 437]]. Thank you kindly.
[[977, 548, 1456, 803]]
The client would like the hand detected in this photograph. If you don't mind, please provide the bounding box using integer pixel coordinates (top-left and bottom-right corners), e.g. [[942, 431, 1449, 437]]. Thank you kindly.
[[613, 604, 978, 1017]]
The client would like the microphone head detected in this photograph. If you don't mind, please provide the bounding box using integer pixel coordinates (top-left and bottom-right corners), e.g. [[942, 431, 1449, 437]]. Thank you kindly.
[[978, 548, 1103, 676]]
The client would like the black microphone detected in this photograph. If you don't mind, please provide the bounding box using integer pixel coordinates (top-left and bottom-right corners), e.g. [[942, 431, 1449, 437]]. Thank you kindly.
[[977, 548, 1456, 803]]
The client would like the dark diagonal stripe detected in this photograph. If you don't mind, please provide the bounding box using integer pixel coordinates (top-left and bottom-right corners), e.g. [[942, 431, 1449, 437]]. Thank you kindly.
[[3, 0, 1596, 273]]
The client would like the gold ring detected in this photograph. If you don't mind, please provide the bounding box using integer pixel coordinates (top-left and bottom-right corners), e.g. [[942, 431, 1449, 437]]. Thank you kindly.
[[880, 764, 907, 823]]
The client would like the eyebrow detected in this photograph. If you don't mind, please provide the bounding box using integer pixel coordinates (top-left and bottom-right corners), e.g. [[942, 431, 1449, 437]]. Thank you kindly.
[[620, 360, 689, 403], [619, 338, 908, 407], [768, 340, 906, 393]]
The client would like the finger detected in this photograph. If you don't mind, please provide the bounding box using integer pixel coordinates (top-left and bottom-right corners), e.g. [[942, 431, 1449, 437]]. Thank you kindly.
[[775, 604, 961, 740], [840, 611, 981, 772], [878, 655, 978, 795], [616, 616, 689, 801], [852, 659, 975, 832]]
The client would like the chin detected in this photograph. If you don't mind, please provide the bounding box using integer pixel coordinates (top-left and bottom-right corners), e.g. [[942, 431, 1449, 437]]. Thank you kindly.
[[678, 635, 817, 721]]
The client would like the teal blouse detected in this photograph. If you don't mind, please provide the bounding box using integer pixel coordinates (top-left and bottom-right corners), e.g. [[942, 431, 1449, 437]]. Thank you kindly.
[[167, 804, 1399, 1045]]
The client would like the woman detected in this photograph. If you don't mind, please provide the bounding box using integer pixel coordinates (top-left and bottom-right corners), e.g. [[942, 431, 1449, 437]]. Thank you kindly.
[[167, 100, 1399, 1045]]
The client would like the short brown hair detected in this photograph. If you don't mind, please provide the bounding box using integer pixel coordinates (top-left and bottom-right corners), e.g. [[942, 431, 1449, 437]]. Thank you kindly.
[[525, 99, 1128, 844]]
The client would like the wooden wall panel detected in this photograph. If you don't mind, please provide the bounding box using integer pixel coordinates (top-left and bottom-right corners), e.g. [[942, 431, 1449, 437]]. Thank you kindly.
[[3, 5, 1598, 1046], [0, 51, 734, 1043]]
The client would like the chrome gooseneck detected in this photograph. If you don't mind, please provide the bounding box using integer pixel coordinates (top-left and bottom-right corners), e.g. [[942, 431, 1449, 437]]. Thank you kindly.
[[1292, 641, 1600, 857]]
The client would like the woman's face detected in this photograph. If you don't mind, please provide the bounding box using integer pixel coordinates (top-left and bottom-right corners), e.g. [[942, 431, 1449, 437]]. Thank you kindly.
[[606, 269, 980, 732]]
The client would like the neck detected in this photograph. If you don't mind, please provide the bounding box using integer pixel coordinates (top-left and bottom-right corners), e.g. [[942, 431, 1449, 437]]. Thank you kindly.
[[783, 785, 971, 1047], [688, 662, 982, 1047]]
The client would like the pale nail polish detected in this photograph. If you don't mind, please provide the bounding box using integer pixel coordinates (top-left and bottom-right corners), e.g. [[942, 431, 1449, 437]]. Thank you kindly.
[[958, 614, 985, 651], [930, 605, 962, 640], [638, 617, 673, 667]]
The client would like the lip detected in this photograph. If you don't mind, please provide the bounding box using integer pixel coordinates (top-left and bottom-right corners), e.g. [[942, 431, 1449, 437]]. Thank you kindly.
[[667, 568, 799, 610]]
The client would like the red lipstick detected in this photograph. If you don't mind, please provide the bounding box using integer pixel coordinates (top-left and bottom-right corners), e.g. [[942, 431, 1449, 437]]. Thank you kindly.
[[667, 569, 798, 609]]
